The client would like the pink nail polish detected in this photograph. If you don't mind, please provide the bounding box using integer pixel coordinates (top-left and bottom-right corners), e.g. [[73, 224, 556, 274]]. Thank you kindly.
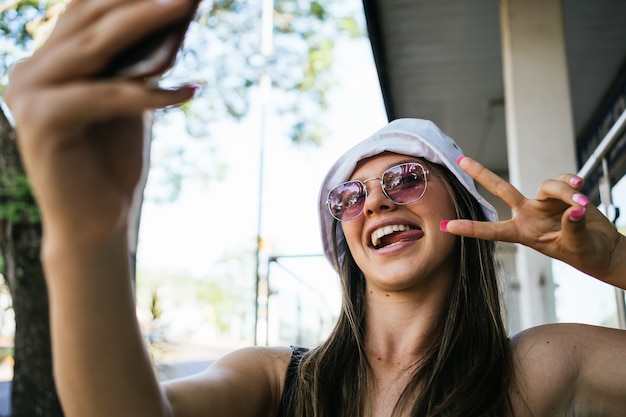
[[440, 220, 450, 232], [572, 193, 590, 207], [569, 207, 585, 222], [456, 156, 465, 165], [570, 176, 583, 187], [184, 82, 204, 93]]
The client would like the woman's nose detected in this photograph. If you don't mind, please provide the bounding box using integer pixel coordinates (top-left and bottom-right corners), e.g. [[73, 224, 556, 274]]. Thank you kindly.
[[363, 181, 397, 217]]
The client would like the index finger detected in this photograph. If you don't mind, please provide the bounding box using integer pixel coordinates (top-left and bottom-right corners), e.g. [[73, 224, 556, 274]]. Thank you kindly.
[[444, 218, 520, 243], [458, 156, 526, 210], [30, 0, 191, 83]]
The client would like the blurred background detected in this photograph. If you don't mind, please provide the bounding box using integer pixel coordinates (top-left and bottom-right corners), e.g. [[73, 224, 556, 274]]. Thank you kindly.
[[0, 0, 624, 415]]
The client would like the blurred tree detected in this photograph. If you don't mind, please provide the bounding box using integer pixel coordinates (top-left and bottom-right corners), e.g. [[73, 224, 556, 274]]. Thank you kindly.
[[0, 3, 64, 415], [0, 0, 363, 415], [0, 96, 59, 417]]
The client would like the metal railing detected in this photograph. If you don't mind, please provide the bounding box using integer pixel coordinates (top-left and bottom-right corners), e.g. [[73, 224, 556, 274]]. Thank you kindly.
[[577, 108, 626, 329]]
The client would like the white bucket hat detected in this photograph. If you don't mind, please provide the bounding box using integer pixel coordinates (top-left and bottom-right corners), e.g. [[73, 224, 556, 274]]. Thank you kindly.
[[318, 118, 498, 269]]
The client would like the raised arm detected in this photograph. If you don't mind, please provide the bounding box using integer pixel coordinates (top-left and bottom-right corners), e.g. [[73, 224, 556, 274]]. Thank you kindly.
[[5, 1, 204, 416], [445, 158, 626, 416], [444, 156, 626, 289]]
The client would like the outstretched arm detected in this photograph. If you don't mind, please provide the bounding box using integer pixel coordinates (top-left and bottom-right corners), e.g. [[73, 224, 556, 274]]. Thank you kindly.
[[444, 156, 626, 289], [5, 1, 196, 416]]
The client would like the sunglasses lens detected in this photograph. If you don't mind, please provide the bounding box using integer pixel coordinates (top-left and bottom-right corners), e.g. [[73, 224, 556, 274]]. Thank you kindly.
[[327, 181, 365, 221], [382, 163, 427, 204]]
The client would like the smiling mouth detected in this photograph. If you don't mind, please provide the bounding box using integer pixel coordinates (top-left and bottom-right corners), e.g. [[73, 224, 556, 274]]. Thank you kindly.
[[370, 224, 423, 248]]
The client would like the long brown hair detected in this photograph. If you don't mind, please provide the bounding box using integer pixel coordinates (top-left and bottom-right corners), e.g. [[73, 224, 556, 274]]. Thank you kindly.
[[279, 163, 513, 417]]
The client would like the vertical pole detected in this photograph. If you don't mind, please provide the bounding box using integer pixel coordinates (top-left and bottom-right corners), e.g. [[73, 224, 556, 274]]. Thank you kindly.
[[500, 0, 576, 330], [254, 0, 274, 346]]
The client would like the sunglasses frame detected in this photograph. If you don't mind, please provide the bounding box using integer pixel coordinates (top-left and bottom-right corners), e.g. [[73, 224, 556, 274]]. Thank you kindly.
[[326, 162, 431, 222]]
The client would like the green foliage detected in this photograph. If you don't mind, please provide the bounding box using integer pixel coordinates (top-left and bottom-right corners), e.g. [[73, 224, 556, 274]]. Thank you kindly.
[[0, 1, 45, 225], [137, 260, 255, 339], [0, 167, 39, 224], [149, 289, 163, 321], [0, 1, 54, 70], [339, 15, 364, 38], [310, 1, 326, 20], [0, 0, 68, 102], [290, 119, 330, 146], [163, 0, 365, 142]]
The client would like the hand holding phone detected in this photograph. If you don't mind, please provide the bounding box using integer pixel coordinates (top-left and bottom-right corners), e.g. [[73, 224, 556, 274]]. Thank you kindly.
[[100, 0, 201, 79]]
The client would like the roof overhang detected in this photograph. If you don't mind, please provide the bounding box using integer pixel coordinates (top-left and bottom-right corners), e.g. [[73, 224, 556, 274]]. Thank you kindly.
[[362, 0, 626, 179]]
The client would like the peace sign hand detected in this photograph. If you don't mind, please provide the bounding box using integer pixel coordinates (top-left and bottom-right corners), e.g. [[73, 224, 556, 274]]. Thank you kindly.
[[444, 157, 626, 289]]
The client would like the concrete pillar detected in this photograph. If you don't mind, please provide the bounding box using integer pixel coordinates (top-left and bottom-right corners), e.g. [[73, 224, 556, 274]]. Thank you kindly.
[[500, 0, 576, 329]]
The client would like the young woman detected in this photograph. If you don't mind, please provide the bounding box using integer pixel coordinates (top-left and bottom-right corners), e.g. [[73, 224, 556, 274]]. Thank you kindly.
[[5, 0, 626, 416]]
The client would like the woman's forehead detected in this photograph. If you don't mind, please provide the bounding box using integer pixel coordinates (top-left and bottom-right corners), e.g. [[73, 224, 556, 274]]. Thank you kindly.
[[351, 152, 430, 177]]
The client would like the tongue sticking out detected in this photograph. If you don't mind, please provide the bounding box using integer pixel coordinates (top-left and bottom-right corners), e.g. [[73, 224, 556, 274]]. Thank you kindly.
[[377, 229, 424, 248]]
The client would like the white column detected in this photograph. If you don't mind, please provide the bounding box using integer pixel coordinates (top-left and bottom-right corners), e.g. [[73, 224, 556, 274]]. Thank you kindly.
[[500, 0, 576, 329]]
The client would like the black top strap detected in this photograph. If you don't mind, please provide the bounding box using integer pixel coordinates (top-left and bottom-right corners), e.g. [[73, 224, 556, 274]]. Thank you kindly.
[[275, 346, 309, 417]]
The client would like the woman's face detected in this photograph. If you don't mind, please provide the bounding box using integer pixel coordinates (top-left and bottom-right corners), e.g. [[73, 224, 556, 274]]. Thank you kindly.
[[340, 152, 458, 295]]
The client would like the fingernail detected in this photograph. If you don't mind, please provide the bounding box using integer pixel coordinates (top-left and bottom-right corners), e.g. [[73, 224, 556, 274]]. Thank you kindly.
[[186, 83, 202, 94], [572, 193, 590, 207], [439, 220, 450, 232], [456, 156, 465, 165], [570, 176, 583, 187], [168, 83, 201, 97], [569, 207, 585, 222]]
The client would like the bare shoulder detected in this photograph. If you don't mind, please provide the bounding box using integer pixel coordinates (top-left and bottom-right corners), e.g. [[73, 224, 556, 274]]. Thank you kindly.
[[509, 323, 626, 417], [210, 344, 294, 373], [164, 345, 293, 417]]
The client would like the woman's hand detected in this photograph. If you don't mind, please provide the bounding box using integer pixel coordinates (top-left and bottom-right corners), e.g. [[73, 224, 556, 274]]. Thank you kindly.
[[444, 157, 626, 289], [4, 0, 197, 246]]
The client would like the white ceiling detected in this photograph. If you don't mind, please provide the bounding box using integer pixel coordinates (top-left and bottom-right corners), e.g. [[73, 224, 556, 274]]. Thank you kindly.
[[362, 0, 626, 178]]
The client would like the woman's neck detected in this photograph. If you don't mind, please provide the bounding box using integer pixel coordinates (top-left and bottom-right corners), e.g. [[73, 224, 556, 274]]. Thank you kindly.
[[363, 280, 448, 363], [361, 290, 446, 417]]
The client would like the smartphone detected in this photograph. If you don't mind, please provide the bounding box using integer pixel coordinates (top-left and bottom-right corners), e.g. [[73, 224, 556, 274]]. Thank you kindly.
[[101, 0, 202, 79]]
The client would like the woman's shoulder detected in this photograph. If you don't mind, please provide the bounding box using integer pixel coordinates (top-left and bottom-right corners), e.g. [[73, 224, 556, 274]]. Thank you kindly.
[[211, 344, 295, 377], [507, 323, 580, 416], [512, 322, 587, 349], [509, 322, 621, 384], [510, 321, 623, 357], [508, 322, 626, 417], [164, 345, 295, 417]]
